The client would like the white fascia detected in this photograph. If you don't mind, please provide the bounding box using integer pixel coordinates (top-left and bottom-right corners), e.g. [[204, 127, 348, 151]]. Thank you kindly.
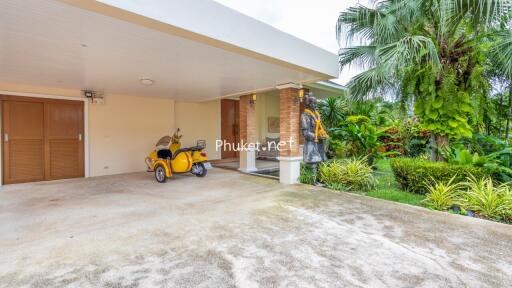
[[63, 0, 339, 79]]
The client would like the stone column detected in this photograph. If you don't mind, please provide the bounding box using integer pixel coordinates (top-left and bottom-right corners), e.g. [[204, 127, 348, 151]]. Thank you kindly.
[[277, 83, 303, 184], [239, 94, 257, 172]]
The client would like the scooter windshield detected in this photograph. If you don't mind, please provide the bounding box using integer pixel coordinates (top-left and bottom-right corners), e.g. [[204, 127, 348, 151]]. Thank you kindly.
[[155, 136, 172, 150]]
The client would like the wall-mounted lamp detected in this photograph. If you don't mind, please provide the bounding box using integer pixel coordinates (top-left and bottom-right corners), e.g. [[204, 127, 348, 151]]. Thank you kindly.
[[249, 94, 257, 105], [83, 89, 104, 104], [298, 89, 305, 103]]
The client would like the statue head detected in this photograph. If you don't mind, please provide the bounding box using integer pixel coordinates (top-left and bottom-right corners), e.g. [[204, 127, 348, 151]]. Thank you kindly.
[[304, 93, 317, 110]]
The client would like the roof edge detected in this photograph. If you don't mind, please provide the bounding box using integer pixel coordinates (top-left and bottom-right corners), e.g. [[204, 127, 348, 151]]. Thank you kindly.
[[58, 0, 338, 80]]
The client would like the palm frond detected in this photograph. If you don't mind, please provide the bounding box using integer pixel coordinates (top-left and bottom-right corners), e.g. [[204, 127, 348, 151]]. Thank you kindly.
[[378, 35, 441, 69], [453, 0, 512, 27], [347, 65, 399, 100], [491, 29, 512, 77], [339, 46, 378, 70], [337, 4, 381, 44]]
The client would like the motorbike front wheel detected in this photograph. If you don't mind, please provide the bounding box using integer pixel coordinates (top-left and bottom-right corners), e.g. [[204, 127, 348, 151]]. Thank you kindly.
[[191, 163, 207, 177], [155, 165, 167, 183]]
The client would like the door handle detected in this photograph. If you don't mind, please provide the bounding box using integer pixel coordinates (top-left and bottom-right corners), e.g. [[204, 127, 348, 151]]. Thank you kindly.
[[4, 133, 8, 142], [78, 133, 82, 142]]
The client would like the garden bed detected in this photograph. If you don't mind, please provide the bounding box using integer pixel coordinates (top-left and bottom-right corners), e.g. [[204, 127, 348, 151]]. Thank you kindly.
[[331, 159, 426, 207], [321, 159, 512, 225]]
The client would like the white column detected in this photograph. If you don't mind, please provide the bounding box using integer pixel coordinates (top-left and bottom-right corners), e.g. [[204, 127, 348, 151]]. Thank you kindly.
[[278, 156, 302, 184], [239, 148, 257, 173]]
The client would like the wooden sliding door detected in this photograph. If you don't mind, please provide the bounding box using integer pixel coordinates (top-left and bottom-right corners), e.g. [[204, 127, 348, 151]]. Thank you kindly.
[[2, 97, 84, 184], [45, 101, 84, 180]]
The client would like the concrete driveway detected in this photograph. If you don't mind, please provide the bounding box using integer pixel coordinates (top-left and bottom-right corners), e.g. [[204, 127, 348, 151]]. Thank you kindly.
[[0, 168, 511, 288]]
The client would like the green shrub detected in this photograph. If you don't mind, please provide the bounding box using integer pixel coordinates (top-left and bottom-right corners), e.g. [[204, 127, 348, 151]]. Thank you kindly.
[[326, 182, 346, 191], [458, 176, 512, 221], [319, 158, 376, 191], [423, 176, 462, 210], [390, 158, 491, 194], [298, 163, 316, 185]]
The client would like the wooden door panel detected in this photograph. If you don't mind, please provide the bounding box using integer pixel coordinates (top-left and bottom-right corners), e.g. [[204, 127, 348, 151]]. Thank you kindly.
[[3, 101, 45, 183], [45, 102, 84, 180], [46, 103, 81, 138], [9, 102, 45, 139], [8, 139, 45, 183], [49, 139, 80, 178]]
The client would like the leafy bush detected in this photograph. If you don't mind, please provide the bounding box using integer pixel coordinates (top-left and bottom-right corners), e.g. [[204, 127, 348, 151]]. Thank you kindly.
[[458, 176, 512, 221], [346, 115, 371, 125], [325, 182, 346, 192], [390, 158, 491, 194], [298, 163, 316, 185], [442, 146, 512, 182], [319, 158, 376, 191], [329, 120, 384, 164], [423, 176, 462, 210]]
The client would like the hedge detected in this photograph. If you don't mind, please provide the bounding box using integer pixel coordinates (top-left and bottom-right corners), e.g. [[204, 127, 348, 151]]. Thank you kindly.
[[390, 158, 492, 194]]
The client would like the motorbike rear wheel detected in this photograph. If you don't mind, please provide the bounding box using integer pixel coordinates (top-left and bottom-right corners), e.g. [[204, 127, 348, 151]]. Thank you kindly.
[[191, 163, 207, 177], [155, 165, 167, 183]]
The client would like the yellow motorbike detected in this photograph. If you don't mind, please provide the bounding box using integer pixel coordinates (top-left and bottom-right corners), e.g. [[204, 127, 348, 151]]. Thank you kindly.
[[145, 129, 210, 183]]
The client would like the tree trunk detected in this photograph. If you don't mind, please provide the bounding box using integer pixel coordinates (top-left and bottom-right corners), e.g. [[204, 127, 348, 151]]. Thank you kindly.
[[430, 134, 437, 161], [499, 93, 504, 137], [506, 81, 512, 142], [430, 134, 449, 161], [483, 93, 490, 135], [435, 134, 449, 161]]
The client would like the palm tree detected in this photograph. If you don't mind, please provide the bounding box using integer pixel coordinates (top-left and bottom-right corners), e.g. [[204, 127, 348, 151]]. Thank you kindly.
[[337, 0, 511, 160], [490, 28, 512, 139], [318, 96, 349, 128]]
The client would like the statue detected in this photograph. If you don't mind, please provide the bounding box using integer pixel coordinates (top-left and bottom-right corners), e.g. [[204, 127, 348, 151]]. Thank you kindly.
[[301, 93, 328, 185]]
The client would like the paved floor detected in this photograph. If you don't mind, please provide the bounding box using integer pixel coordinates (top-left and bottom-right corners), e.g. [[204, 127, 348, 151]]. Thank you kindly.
[[212, 158, 278, 170], [0, 169, 511, 287]]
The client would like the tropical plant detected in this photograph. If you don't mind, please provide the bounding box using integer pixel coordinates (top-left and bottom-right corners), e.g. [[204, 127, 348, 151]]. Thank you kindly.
[[459, 176, 512, 220], [330, 118, 387, 163], [443, 146, 512, 181], [423, 176, 462, 210], [298, 163, 316, 185], [318, 96, 349, 129], [318, 158, 377, 190], [350, 98, 402, 127], [336, 0, 511, 160]]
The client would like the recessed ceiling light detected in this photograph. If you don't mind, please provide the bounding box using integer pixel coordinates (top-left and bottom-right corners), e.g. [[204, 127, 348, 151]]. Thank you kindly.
[[139, 78, 154, 86]]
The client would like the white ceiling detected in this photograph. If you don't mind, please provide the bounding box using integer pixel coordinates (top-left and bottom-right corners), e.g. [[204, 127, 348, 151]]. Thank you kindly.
[[0, 0, 327, 100]]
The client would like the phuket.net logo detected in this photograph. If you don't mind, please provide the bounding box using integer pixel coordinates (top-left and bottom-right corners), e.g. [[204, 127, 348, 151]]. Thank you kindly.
[[215, 137, 295, 152]]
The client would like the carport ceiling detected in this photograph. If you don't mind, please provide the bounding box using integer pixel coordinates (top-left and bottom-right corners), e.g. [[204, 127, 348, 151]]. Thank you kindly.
[[0, 0, 334, 100]]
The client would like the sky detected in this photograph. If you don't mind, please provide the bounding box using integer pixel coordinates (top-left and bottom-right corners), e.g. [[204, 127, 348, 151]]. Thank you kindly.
[[214, 0, 360, 85]]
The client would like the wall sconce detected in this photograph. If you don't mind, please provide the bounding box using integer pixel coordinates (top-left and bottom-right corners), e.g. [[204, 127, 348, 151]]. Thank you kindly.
[[249, 94, 257, 105], [298, 89, 305, 103]]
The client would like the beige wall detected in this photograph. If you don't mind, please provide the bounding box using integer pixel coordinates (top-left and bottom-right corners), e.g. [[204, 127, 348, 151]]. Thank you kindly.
[[256, 91, 280, 141], [175, 100, 221, 160], [89, 94, 175, 176], [0, 82, 223, 180]]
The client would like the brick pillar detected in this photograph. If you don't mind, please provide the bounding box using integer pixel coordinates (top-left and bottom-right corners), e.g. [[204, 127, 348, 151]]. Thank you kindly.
[[277, 84, 303, 184], [239, 94, 257, 172]]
